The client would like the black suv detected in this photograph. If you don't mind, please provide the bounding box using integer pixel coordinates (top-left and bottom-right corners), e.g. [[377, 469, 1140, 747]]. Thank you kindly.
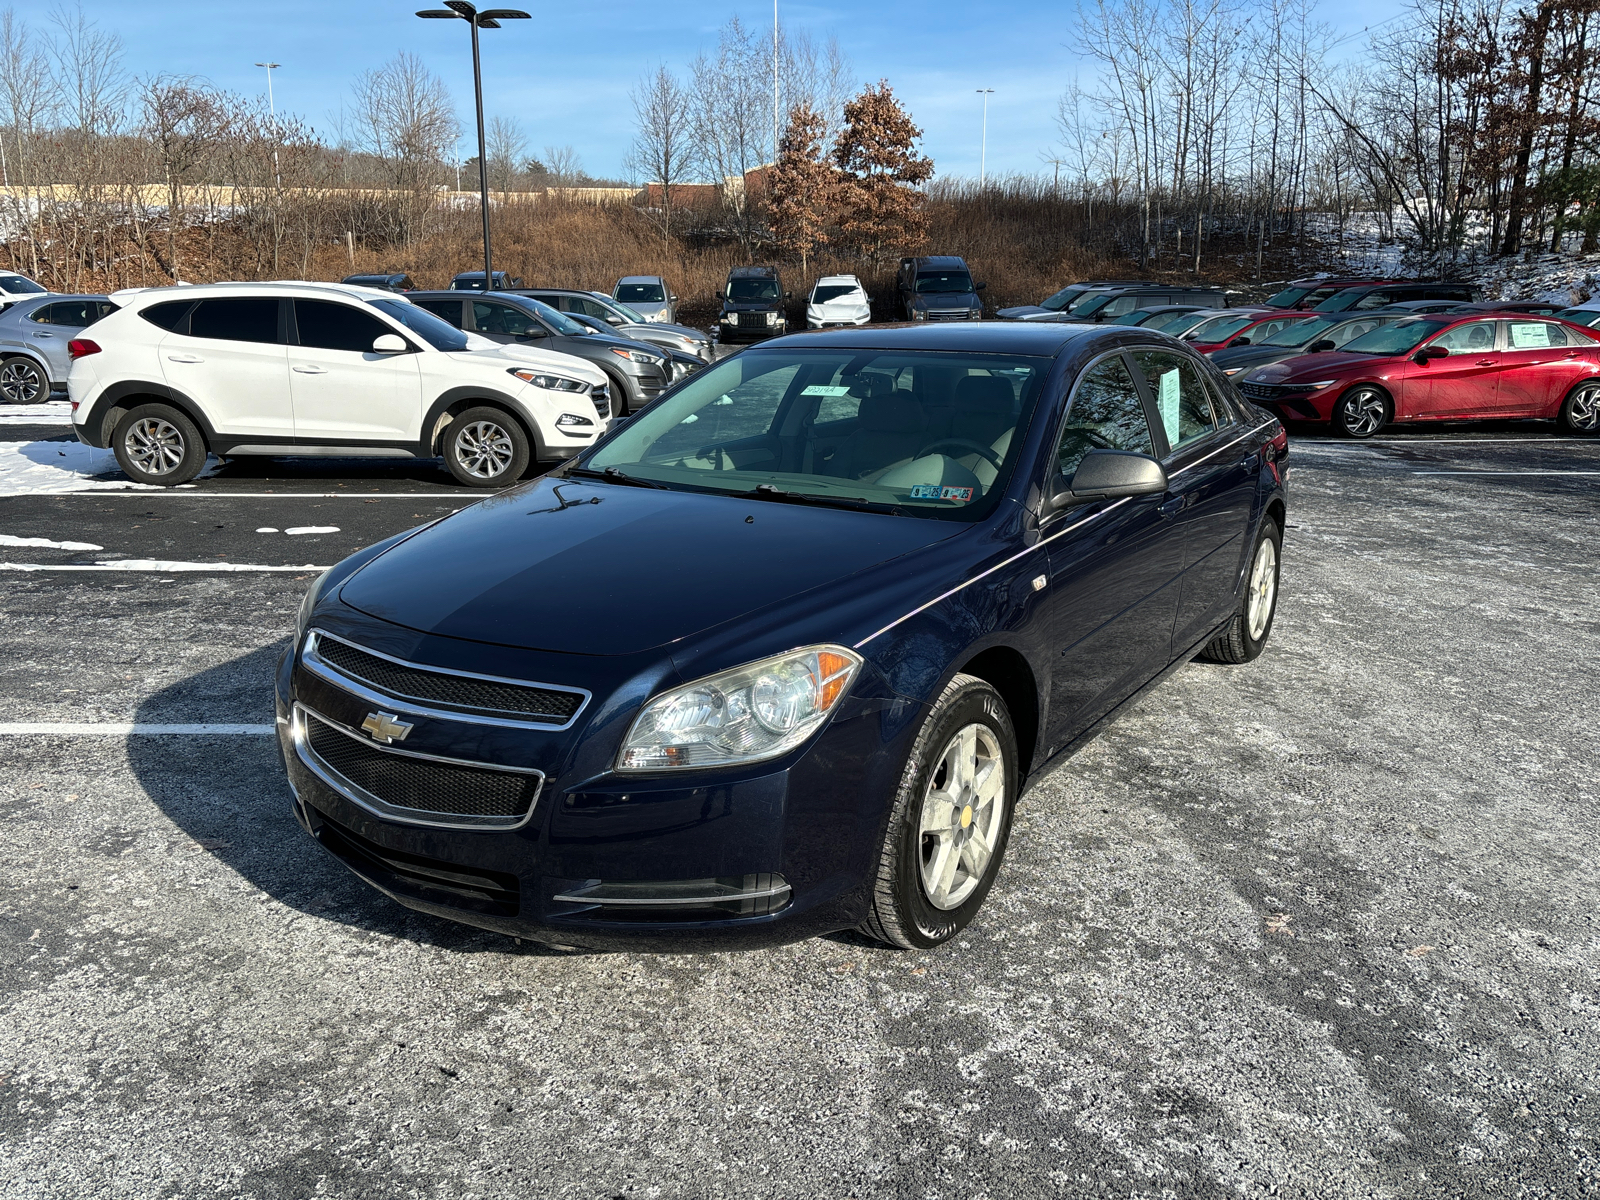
[[450, 270, 525, 292], [340, 273, 416, 293], [897, 256, 984, 322], [1313, 281, 1478, 313], [718, 266, 789, 342], [1001, 284, 1226, 323]]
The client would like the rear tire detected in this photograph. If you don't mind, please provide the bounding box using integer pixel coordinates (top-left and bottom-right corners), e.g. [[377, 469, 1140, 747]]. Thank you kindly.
[[1557, 380, 1600, 435], [112, 403, 206, 486], [858, 674, 1018, 950], [1333, 386, 1388, 438], [1198, 516, 1282, 664], [0, 356, 47, 404], [443, 406, 530, 488]]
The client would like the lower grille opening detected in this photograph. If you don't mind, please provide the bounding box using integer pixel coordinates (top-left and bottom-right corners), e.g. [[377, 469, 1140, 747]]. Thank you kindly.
[[551, 873, 790, 922], [312, 807, 521, 917], [303, 708, 540, 824]]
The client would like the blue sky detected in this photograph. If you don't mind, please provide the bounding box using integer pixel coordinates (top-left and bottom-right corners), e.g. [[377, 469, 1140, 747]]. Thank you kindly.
[[55, 0, 1398, 181]]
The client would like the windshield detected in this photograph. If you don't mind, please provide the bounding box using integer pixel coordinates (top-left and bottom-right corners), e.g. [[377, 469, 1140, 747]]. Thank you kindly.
[[586, 348, 1048, 521], [616, 282, 666, 304], [811, 285, 862, 305], [0, 274, 46, 295], [1341, 318, 1451, 355], [368, 299, 468, 351], [1187, 313, 1256, 342], [727, 277, 781, 301], [596, 296, 644, 322], [1039, 287, 1088, 312], [1142, 309, 1202, 332], [1066, 289, 1115, 313], [1258, 316, 1338, 347], [914, 271, 974, 294], [1264, 284, 1315, 308]]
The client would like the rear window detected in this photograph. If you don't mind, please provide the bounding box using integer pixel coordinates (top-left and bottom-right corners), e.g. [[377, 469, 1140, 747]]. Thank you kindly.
[[189, 297, 281, 344], [1265, 285, 1315, 307], [29, 300, 115, 327], [140, 300, 194, 331]]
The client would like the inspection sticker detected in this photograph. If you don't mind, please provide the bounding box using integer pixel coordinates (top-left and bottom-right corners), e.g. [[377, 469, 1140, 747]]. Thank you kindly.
[[801, 385, 852, 396], [909, 484, 942, 499], [940, 486, 974, 502]]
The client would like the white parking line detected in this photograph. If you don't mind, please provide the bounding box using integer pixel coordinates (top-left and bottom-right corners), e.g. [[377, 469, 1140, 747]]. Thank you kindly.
[[1410, 470, 1600, 476], [0, 722, 273, 735], [0, 491, 467, 499], [0, 560, 330, 572]]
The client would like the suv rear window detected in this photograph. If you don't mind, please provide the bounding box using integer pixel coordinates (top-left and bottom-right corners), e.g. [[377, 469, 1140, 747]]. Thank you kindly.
[[140, 300, 195, 331], [190, 298, 281, 343]]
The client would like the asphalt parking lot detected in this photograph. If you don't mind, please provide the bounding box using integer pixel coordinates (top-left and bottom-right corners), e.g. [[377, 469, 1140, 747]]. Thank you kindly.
[[2, 404, 1597, 1198]]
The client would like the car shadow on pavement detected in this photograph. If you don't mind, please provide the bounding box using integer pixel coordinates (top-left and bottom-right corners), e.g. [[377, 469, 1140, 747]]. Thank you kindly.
[[129, 640, 570, 956]]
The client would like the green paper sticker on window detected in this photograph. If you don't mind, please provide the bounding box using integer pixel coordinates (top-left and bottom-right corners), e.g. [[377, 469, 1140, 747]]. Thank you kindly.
[[1159, 369, 1180, 443]]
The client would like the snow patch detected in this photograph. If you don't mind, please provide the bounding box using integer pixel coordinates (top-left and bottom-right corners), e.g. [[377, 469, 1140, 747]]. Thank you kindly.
[[255, 527, 279, 533], [0, 402, 73, 425], [0, 533, 104, 551], [0, 559, 331, 572], [284, 526, 339, 535], [0, 440, 222, 495]]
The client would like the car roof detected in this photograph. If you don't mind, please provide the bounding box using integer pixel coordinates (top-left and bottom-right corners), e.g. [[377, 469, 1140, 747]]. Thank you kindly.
[[107, 280, 408, 306], [813, 275, 863, 287], [772, 321, 1115, 356], [616, 275, 664, 283], [728, 265, 779, 278], [910, 256, 967, 269], [1, 292, 108, 306]]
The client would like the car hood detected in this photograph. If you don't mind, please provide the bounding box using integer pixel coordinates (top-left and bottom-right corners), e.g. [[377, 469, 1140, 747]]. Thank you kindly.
[[1210, 345, 1304, 372], [624, 320, 706, 343], [996, 306, 1064, 321], [444, 344, 608, 388], [338, 477, 961, 656], [1245, 350, 1386, 383], [721, 300, 783, 312]]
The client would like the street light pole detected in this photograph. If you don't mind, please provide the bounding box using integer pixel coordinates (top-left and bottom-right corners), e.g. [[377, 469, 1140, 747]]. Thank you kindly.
[[255, 62, 280, 189], [976, 88, 994, 188], [416, 3, 529, 291]]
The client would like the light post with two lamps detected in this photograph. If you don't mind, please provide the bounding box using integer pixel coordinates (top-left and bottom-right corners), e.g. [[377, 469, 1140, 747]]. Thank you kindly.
[[415, 2, 529, 290], [976, 88, 994, 188]]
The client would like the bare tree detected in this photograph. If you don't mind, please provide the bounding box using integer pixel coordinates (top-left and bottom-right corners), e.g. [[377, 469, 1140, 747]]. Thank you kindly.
[[543, 144, 583, 189], [0, 10, 54, 276], [140, 76, 226, 279], [487, 115, 526, 196], [625, 65, 695, 241], [350, 52, 459, 243], [689, 17, 771, 255]]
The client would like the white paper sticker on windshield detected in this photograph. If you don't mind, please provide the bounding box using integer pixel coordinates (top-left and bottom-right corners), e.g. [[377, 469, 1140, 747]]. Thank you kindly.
[[1509, 323, 1552, 348], [1159, 370, 1180, 443], [801, 385, 852, 397]]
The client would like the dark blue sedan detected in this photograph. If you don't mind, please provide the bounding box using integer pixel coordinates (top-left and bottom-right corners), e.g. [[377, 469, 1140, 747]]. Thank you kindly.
[[277, 323, 1288, 951]]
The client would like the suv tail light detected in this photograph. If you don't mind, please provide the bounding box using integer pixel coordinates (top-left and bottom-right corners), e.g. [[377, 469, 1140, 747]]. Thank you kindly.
[[68, 338, 101, 360]]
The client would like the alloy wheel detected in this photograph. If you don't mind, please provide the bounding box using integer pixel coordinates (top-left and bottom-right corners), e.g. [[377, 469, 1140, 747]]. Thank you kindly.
[[1568, 382, 1600, 432], [1247, 536, 1278, 640], [0, 358, 45, 404], [455, 420, 515, 479], [1339, 389, 1386, 437], [917, 723, 1006, 911], [123, 417, 186, 476]]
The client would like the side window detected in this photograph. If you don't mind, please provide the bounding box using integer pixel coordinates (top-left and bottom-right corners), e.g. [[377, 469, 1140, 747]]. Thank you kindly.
[[472, 301, 542, 338], [294, 299, 393, 353], [527, 293, 561, 308], [414, 299, 463, 327], [1507, 320, 1567, 349], [1128, 349, 1219, 452], [26, 303, 62, 325], [33, 300, 103, 327], [1057, 355, 1155, 477], [1102, 296, 1138, 317], [140, 300, 193, 331], [1333, 318, 1382, 345], [1354, 290, 1394, 310], [1430, 321, 1498, 354], [572, 297, 610, 319], [189, 298, 281, 344]]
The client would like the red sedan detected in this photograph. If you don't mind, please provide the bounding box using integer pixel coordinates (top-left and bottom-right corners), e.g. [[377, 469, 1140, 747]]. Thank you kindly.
[[1183, 310, 1312, 354], [1235, 314, 1600, 437]]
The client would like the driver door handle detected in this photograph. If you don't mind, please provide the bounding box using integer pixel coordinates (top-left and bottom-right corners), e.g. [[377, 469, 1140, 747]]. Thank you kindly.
[[1475, 359, 1496, 366], [166, 353, 203, 363], [1158, 496, 1184, 518], [292, 365, 328, 374], [31, 331, 53, 339]]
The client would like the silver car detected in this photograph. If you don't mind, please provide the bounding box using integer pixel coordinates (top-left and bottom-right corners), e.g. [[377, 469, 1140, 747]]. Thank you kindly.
[[520, 288, 712, 363], [0, 294, 116, 403], [612, 275, 676, 324]]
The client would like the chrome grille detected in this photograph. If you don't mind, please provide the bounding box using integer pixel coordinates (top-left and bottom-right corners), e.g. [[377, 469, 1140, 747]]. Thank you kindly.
[[590, 384, 612, 419], [1238, 382, 1281, 400], [309, 632, 585, 726], [300, 707, 542, 827]]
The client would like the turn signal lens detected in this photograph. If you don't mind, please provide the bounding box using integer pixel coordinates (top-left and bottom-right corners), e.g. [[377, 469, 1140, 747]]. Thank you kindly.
[[618, 645, 863, 771], [68, 338, 100, 359]]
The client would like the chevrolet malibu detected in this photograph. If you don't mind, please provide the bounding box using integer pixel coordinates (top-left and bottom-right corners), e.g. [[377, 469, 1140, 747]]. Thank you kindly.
[[1236, 313, 1600, 437], [279, 323, 1289, 951]]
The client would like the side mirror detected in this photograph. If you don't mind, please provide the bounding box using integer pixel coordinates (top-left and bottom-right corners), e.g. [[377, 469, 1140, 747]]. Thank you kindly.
[[371, 333, 408, 353], [784, 291, 792, 301], [1049, 450, 1169, 509], [975, 281, 987, 290], [1230, 336, 1250, 346], [669, 294, 678, 303], [606, 314, 625, 325], [1414, 344, 1449, 364], [1307, 339, 1335, 352]]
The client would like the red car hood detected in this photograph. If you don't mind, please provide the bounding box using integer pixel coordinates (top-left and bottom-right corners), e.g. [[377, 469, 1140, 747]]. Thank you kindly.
[[1245, 350, 1388, 384]]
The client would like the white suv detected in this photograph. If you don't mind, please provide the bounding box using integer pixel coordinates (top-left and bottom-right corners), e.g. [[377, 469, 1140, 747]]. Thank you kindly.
[[68, 281, 612, 488]]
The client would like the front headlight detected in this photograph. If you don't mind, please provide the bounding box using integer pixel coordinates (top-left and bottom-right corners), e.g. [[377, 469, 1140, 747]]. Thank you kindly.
[[1305, 380, 1338, 390], [1223, 367, 1245, 375], [912, 309, 927, 321], [610, 347, 662, 365], [765, 311, 778, 325], [296, 568, 334, 640], [509, 367, 588, 392], [617, 645, 862, 771]]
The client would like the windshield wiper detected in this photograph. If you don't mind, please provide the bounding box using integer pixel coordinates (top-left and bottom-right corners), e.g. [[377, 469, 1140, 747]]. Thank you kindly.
[[564, 465, 670, 489], [750, 484, 904, 515]]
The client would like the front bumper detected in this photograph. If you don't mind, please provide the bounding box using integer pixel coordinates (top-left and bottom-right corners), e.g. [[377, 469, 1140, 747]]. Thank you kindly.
[[275, 628, 911, 951], [1235, 381, 1335, 422]]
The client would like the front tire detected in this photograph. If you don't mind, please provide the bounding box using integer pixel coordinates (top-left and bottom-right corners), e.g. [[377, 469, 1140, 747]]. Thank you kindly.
[[1558, 380, 1600, 435], [1333, 386, 1388, 438], [0, 356, 47, 404], [859, 674, 1018, 950], [112, 404, 206, 486], [1198, 516, 1282, 664], [443, 406, 530, 488]]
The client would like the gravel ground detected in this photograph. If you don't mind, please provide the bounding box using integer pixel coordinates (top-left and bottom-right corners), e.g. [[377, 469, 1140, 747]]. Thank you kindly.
[[0, 432, 1597, 1199]]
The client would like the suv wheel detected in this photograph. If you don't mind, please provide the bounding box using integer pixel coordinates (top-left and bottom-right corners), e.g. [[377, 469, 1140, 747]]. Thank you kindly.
[[0, 356, 46, 404], [858, 673, 1019, 950], [112, 403, 207, 486], [444, 406, 529, 488]]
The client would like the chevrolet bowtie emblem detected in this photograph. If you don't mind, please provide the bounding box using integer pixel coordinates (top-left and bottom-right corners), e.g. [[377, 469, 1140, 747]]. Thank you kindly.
[[360, 711, 413, 744]]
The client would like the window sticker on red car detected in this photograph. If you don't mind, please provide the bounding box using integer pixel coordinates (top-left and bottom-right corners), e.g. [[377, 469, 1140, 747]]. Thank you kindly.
[[1509, 322, 1553, 348], [940, 486, 974, 502]]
